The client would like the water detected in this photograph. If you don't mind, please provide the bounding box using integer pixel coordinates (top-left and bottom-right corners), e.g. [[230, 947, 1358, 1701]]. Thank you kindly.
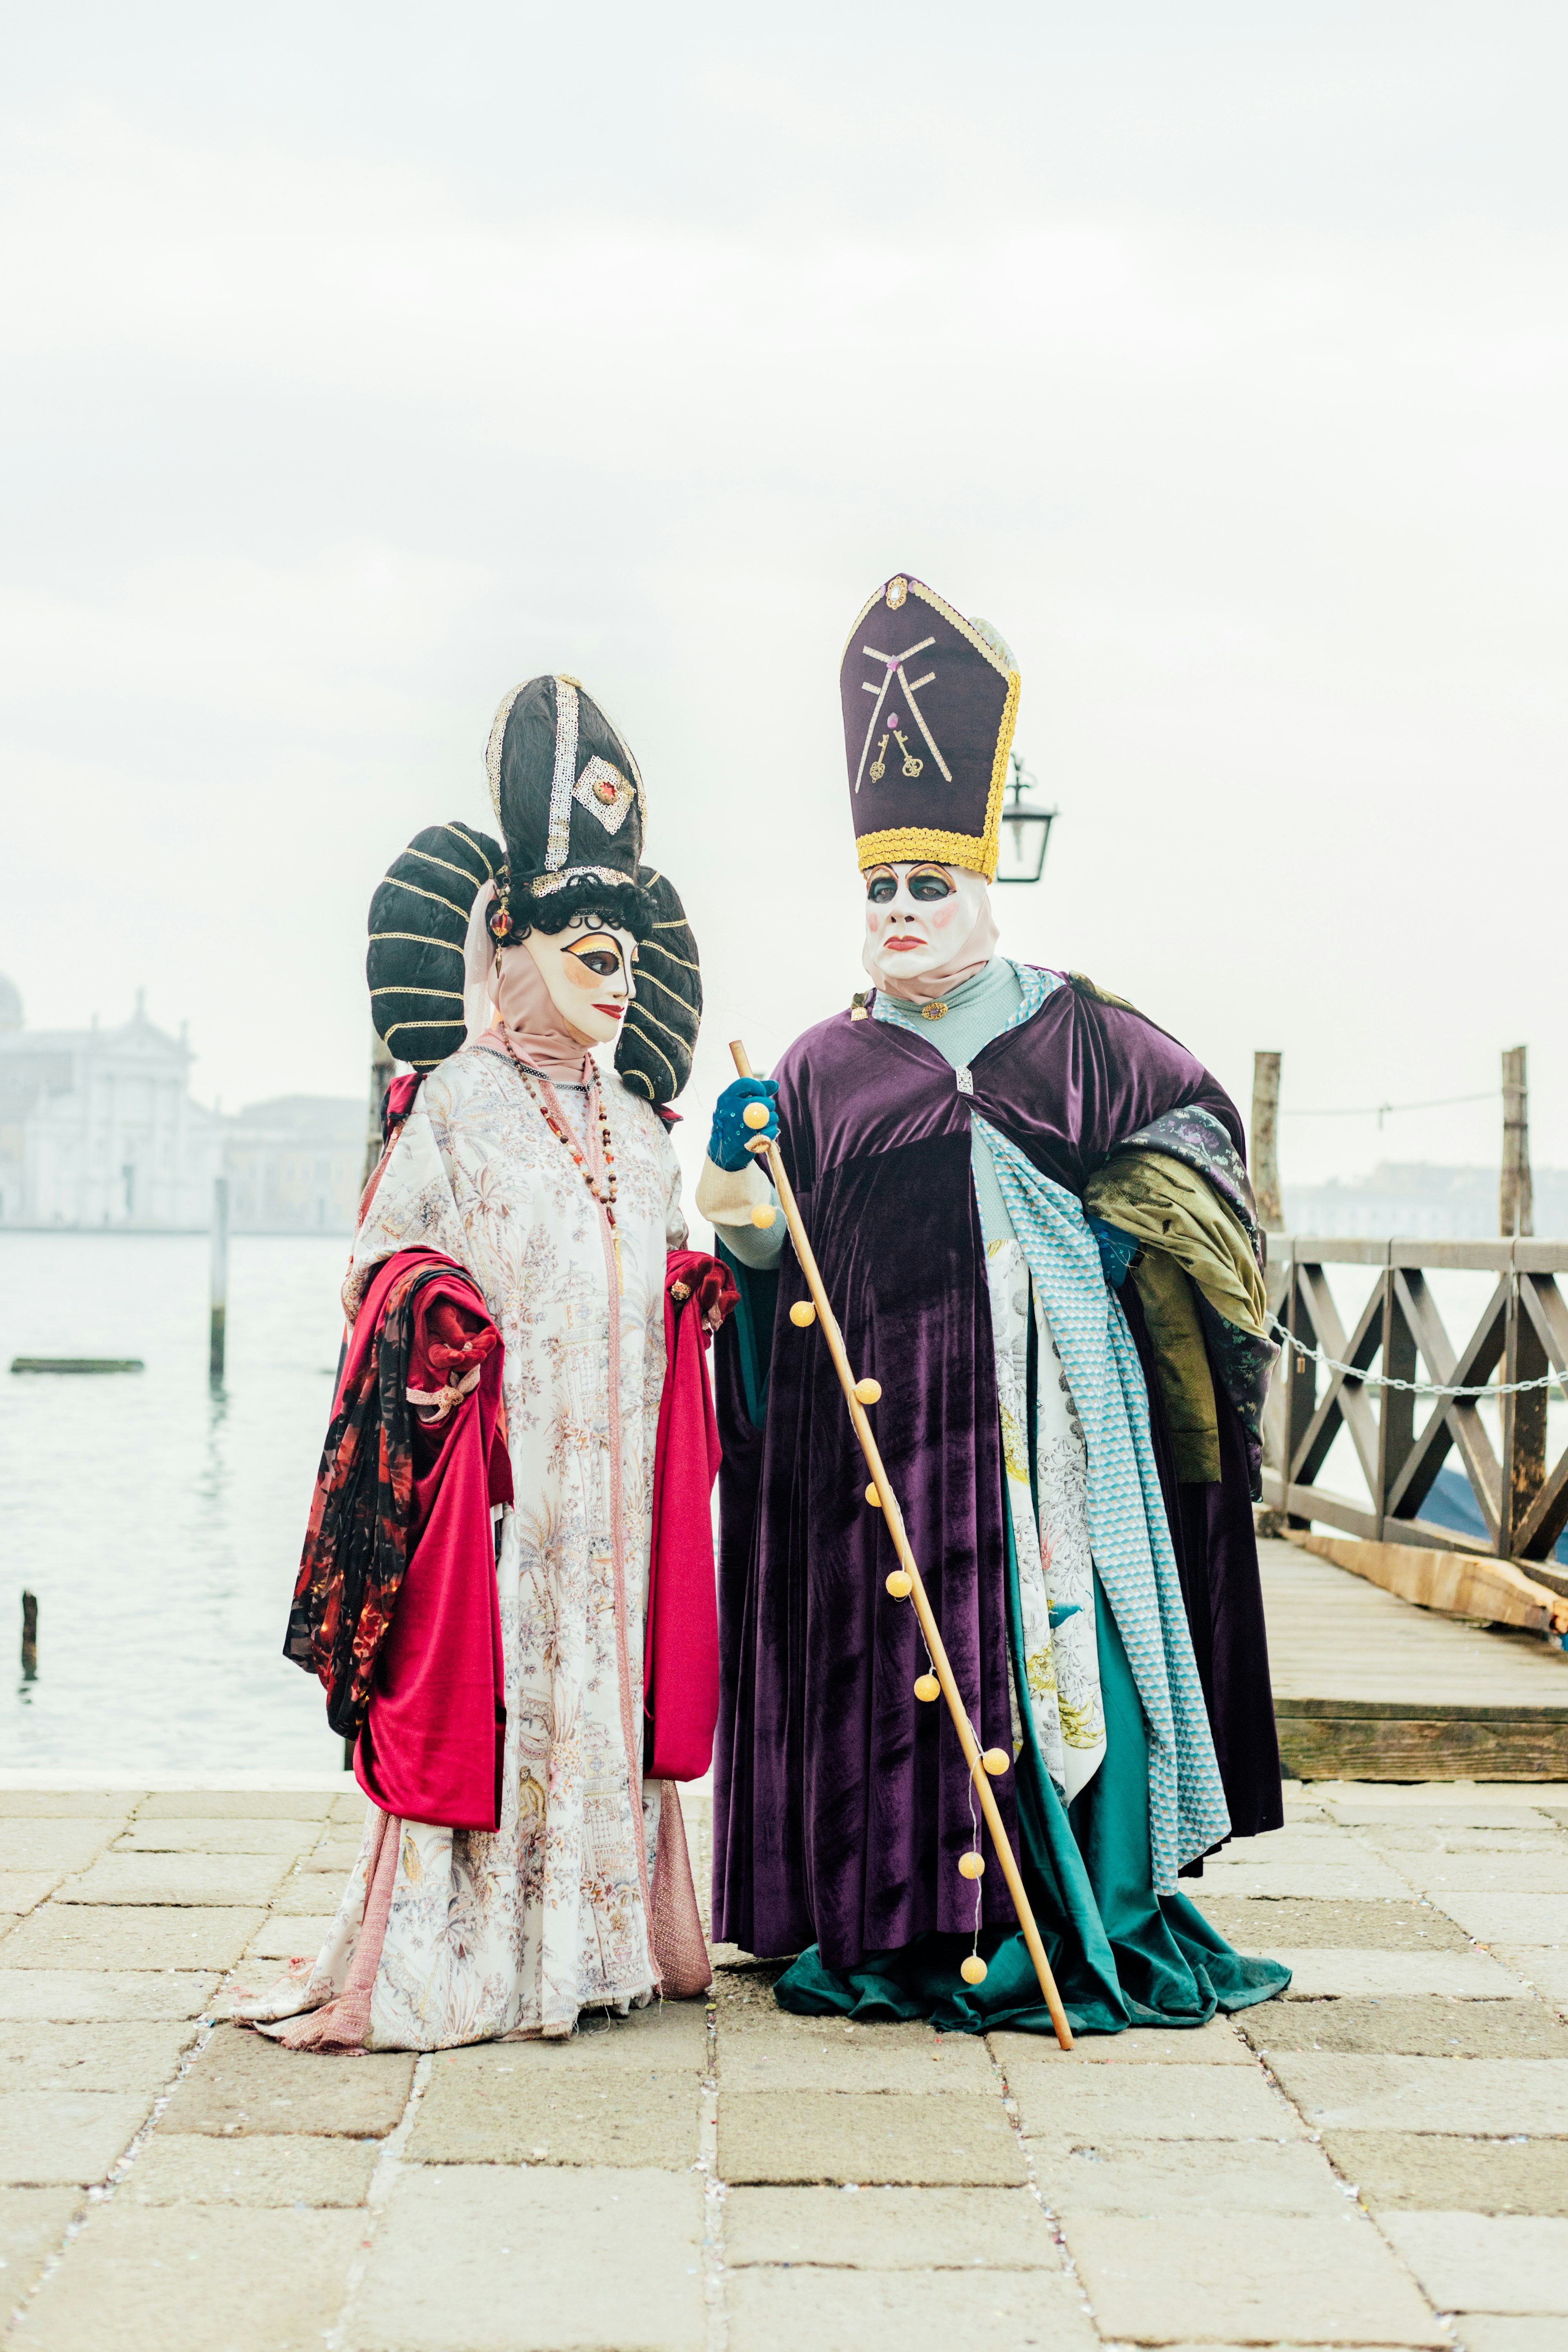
[[0, 1233, 350, 1773]]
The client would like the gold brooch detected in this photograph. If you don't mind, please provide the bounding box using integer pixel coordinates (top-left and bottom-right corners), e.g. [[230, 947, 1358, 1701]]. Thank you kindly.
[[921, 1001, 949, 1021], [886, 576, 908, 609]]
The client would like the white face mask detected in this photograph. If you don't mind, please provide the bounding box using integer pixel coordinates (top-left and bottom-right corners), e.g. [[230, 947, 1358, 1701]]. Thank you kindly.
[[861, 862, 996, 996], [521, 915, 638, 1045]]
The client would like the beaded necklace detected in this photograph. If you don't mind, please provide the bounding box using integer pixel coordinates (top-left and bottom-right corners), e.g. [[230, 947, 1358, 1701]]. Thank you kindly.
[[497, 1029, 622, 1287]]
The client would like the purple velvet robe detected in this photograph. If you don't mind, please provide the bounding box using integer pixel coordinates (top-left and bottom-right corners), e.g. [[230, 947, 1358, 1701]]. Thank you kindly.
[[713, 975, 1282, 1972]]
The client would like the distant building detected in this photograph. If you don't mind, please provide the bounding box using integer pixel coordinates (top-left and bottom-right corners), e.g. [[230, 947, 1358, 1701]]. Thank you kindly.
[[0, 976, 363, 1232], [0, 980, 222, 1227], [1284, 1161, 1568, 1240], [225, 1096, 364, 1232]]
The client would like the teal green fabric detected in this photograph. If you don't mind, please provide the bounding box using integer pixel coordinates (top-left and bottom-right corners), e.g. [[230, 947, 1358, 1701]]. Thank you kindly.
[[873, 958, 1031, 1245], [715, 1238, 777, 1427], [773, 1486, 1291, 2036]]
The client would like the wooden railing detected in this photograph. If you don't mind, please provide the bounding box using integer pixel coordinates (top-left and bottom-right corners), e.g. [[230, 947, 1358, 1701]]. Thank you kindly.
[[1261, 1235, 1568, 1571]]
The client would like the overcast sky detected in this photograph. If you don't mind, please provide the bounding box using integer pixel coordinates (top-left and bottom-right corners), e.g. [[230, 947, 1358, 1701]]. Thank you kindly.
[[3, 1, 1565, 1194]]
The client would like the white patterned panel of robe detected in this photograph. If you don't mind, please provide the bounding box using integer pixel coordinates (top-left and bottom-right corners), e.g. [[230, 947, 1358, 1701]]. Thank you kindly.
[[984, 1238, 1106, 1804], [273, 1044, 685, 2048]]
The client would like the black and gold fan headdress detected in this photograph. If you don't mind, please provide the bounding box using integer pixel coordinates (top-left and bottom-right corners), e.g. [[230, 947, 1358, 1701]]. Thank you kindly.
[[364, 679, 700, 1103]]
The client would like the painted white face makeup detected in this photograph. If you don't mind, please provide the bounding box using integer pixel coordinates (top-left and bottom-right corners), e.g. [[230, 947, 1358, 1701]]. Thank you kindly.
[[521, 913, 638, 1045], [862, 862, 992, 989]]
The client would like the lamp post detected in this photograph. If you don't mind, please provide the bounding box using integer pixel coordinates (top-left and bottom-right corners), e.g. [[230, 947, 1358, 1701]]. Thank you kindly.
[[995, 752, 1057, 885]]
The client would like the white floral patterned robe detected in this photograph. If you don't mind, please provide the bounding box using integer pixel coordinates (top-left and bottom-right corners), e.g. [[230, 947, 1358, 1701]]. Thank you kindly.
[[264, 1042, 686, 2048]]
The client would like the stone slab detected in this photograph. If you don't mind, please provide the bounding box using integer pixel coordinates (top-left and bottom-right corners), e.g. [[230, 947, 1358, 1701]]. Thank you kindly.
[[1194, 1896, 1472, 1951], [1200, 1861, 1420, 1899], [1366, 1825, 1568, 1853], [1268, 2052, 1568, 2134], [1380, 2211, 1568, 2315], [135, 1791, 334, 1820], [114, 1820, 318, 1858], [123, 2132, 379, 2206], [1033, 2135, 1348, 2216], [270, 1872, 353, 1913], [410, 2030, 703, 2169], [330, 1791, 370, 1824], [1271, 1948, 1533, 1998], [1240, 1996, 1568, 2056], [0, 1906, 265, 1971], [719, 2090, 1026, 2185], [719, 2029, 993, 2094], [1455, 2321, 1568, 2352], [726, 2267, 1097, 2352], [0, 1795, 135, 1820], [992, 2018, 1254, 2066], [1009, 2057, 1302, 2142], [157, 2022, 414, 2139], [1216, 1826, 1367, 1859], [0, 2021, 197, 2092], [1331, 1804, 1564, 1829], [58, 1853, 288, 1907], [1434, 1893, 1568, 1944], [1488, 1946, 1568, 2003], [246, 1915, 334, 1960], [11, 2201, 364, 2350], [298, 1840, 368, 1874], [0, 1822, 124, 1873], [0, 2091, 149, 2185], [1062, 2210, 1445, 2345], [1310, 1783, 1567, 1808], [348, 2164, 705, 2352], [0, 1969, 219, 2022], [1321, 2130, 1568, 2214], [0, 1874, 64, 1913], [1403, 1855, 1568, 1893], [722, 2183, 1060, 2269], [0, 2187, 81, 2299]]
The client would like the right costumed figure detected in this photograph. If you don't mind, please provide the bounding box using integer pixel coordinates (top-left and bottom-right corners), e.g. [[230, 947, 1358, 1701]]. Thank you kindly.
[[698, 569, 1293, 2032]]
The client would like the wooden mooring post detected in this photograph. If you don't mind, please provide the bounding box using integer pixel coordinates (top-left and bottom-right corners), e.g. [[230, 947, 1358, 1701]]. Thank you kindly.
[[1501, 1045, 1532, 1239], [209, 1175, 229, 1381], [1251, 1051, 1284, 1232], [20, 1591, 37, 1682]]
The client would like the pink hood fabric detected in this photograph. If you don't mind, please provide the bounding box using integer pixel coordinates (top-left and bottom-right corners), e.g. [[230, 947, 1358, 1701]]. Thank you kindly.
[[478, 947, 594, 1084]]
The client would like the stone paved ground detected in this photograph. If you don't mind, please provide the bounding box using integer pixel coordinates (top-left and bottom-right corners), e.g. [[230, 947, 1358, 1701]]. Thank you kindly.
[[2, 1779, 1567, 2349]]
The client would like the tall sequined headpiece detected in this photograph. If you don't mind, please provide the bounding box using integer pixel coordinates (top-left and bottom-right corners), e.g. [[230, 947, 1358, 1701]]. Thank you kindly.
[[838, 572, 1020, 882]]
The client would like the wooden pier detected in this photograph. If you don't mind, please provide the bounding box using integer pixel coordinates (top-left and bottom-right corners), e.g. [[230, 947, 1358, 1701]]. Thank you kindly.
[[1260, 1534, 1568, 1779]]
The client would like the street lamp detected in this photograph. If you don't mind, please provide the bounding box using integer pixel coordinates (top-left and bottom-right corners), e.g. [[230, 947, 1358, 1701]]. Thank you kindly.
[[996, 752, 1057, 885]]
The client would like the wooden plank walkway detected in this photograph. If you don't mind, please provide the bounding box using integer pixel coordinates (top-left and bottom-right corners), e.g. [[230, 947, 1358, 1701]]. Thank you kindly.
[[1258, 1535, 1568, 1780]]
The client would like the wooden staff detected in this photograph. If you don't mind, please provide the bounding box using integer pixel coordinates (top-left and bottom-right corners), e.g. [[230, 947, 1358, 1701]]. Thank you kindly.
[[729, 1041, 1073, 2049]]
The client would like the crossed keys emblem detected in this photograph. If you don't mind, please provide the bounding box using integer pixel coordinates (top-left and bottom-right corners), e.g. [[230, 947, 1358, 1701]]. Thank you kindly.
[[854, 637, 954, 793]]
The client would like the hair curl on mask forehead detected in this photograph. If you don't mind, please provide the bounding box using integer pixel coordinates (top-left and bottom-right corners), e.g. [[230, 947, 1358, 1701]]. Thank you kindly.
[[489, 871, 653, 945]]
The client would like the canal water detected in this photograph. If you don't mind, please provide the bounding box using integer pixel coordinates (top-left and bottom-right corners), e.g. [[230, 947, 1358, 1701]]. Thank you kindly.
[[0, 1233, 349, 1773]]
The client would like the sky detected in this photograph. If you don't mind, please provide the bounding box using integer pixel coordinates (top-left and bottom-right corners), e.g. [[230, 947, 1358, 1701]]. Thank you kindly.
[[2, 0, 1565, 1196]]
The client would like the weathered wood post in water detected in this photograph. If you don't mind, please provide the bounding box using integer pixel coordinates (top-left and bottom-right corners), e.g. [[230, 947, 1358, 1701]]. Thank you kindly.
[[20, 1591, 37, 1682], [209, 1174, 230, 1381], [363, 1023, 396, 1190], [1501, 1045, 1532, 1238], [1250, 1050, 1284, 1231]]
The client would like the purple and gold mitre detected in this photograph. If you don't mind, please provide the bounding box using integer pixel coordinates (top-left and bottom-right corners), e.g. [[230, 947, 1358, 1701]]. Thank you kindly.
[[839, 572, 1020, 882]]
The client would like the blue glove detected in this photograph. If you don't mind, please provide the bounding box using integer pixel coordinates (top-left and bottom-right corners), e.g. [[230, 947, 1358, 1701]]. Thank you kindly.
[[1089, 1215, 1140, 1290], [709, 1077, 780, 1171]]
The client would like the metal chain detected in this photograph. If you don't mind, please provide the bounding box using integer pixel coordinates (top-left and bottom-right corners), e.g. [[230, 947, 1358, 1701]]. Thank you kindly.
[[1267, 1316, 1568, 1400]]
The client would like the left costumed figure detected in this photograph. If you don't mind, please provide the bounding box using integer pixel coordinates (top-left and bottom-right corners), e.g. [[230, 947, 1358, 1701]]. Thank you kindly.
[[239, 673, 735, 2051]]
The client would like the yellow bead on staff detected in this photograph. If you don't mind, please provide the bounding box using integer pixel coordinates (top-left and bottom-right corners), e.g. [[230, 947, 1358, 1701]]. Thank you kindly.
[[789, 1300, 816, 1327], [981, 1749, 1011, 1778], [751, 1205, 775, 1228], [960, 1954, 988, 1985], [742, 1100, 771, 1129], [957, 1852, 985, 1880], [885, 1570, 913, 1599], [853, 1377, 881, 1403], [913, 1673, 940, 1702]]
